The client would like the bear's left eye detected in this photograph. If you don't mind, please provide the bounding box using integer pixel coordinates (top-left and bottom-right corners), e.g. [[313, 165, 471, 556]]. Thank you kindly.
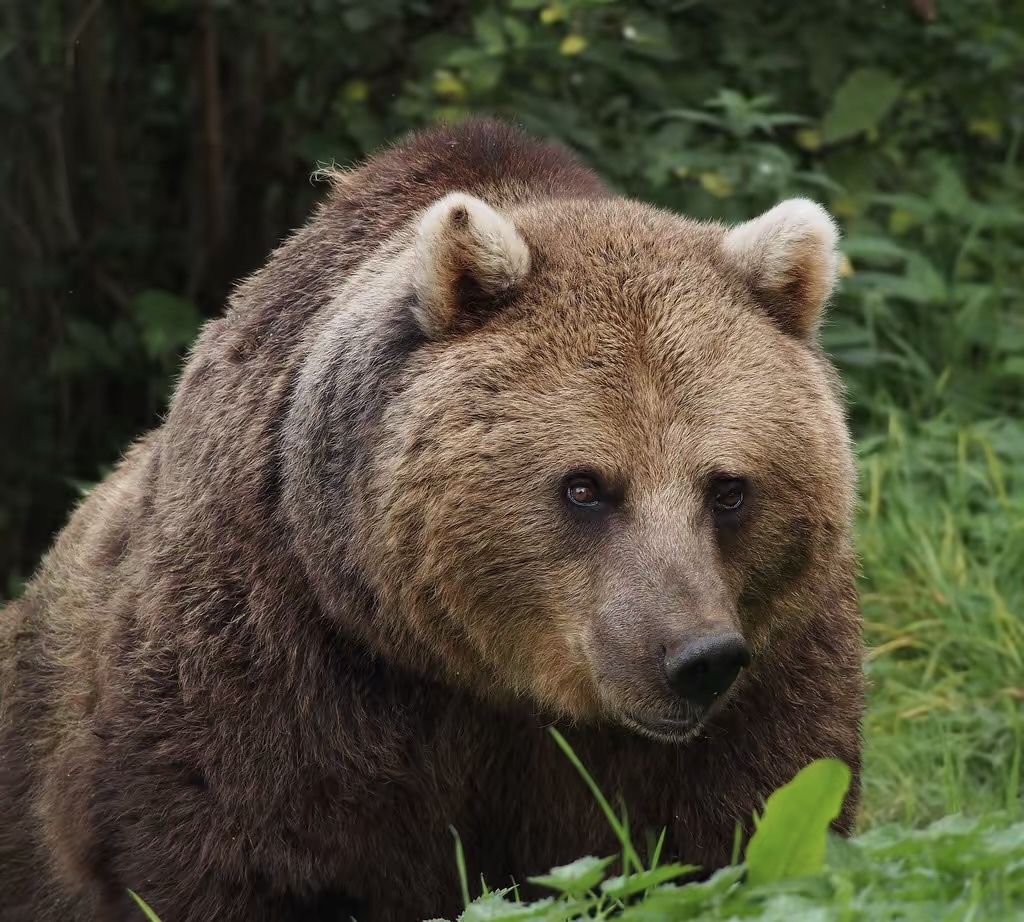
[[710, 477, 746, 515]]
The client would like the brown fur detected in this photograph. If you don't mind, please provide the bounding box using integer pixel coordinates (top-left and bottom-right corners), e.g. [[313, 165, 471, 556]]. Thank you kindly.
[[0, 119, 863, 922]]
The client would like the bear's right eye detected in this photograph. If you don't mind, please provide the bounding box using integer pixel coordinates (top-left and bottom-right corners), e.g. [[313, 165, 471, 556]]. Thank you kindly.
[[564, 475, 602, 508]]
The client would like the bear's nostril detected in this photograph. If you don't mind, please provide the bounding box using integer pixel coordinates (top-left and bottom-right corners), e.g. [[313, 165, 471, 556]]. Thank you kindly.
[[662, 632, 751, 709]]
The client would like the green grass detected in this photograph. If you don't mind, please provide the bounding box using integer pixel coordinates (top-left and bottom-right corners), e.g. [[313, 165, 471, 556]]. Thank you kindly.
[[858, 414, 1024, 827]]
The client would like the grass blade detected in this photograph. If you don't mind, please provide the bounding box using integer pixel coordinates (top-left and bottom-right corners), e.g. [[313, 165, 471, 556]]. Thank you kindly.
[[548, 728, 644, 874], [127, 890, 163, 922]]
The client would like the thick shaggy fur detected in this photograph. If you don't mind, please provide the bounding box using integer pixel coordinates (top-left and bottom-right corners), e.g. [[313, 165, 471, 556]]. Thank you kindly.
[[0, 119, 863, 922]]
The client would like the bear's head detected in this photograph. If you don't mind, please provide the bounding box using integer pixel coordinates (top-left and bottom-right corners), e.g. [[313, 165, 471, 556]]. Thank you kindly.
[[284, 186, 855, 742]]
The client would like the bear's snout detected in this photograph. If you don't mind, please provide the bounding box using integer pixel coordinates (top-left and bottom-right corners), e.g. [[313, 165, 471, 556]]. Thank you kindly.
[[661, 632, 751, 710]]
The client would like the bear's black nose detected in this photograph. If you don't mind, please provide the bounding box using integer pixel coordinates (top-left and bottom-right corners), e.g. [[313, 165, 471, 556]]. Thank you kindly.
[[662, 633, 751, 709]]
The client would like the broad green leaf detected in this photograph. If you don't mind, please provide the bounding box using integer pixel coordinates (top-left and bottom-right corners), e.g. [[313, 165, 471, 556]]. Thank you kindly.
[[459, 894, 556, 921], [600, 862, 699, 899], [529, 855, 614, 896], [616, 866, 745, 917], [744, 759, 852, 886], [821, 68, 902, 144]]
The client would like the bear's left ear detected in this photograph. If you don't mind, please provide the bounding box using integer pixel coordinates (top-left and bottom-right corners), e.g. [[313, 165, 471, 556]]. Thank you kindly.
[[412, 192, 531, 338], [721, 198, 840, 340]]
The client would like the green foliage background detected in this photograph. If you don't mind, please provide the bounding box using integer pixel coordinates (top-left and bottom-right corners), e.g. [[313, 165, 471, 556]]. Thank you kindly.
[[2, 0, 1022, 849]]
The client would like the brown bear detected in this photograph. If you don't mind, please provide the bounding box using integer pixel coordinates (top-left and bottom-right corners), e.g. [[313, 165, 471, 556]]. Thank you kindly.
[[0, 118, 863, 922]]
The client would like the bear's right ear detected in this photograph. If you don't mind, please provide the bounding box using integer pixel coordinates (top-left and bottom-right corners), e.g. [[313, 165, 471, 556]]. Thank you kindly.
[[412, 192, 531, 338]]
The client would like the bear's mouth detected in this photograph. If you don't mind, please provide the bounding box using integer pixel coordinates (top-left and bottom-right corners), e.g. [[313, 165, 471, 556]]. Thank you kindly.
[[624, 710, 703, 744]]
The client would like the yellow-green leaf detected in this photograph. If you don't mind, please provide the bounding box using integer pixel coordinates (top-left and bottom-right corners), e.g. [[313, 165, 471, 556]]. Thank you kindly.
[[889, 208, 916, 236], [699, 171, 734, 198], [432, 70, 467, 101], [968, 117, 1001, 143], [343, 80, 368, 103], [540, 3, 565, 24], [796, 128, 821, 151], [560, 34, 587, 56], [831, 195, 862, 219]]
